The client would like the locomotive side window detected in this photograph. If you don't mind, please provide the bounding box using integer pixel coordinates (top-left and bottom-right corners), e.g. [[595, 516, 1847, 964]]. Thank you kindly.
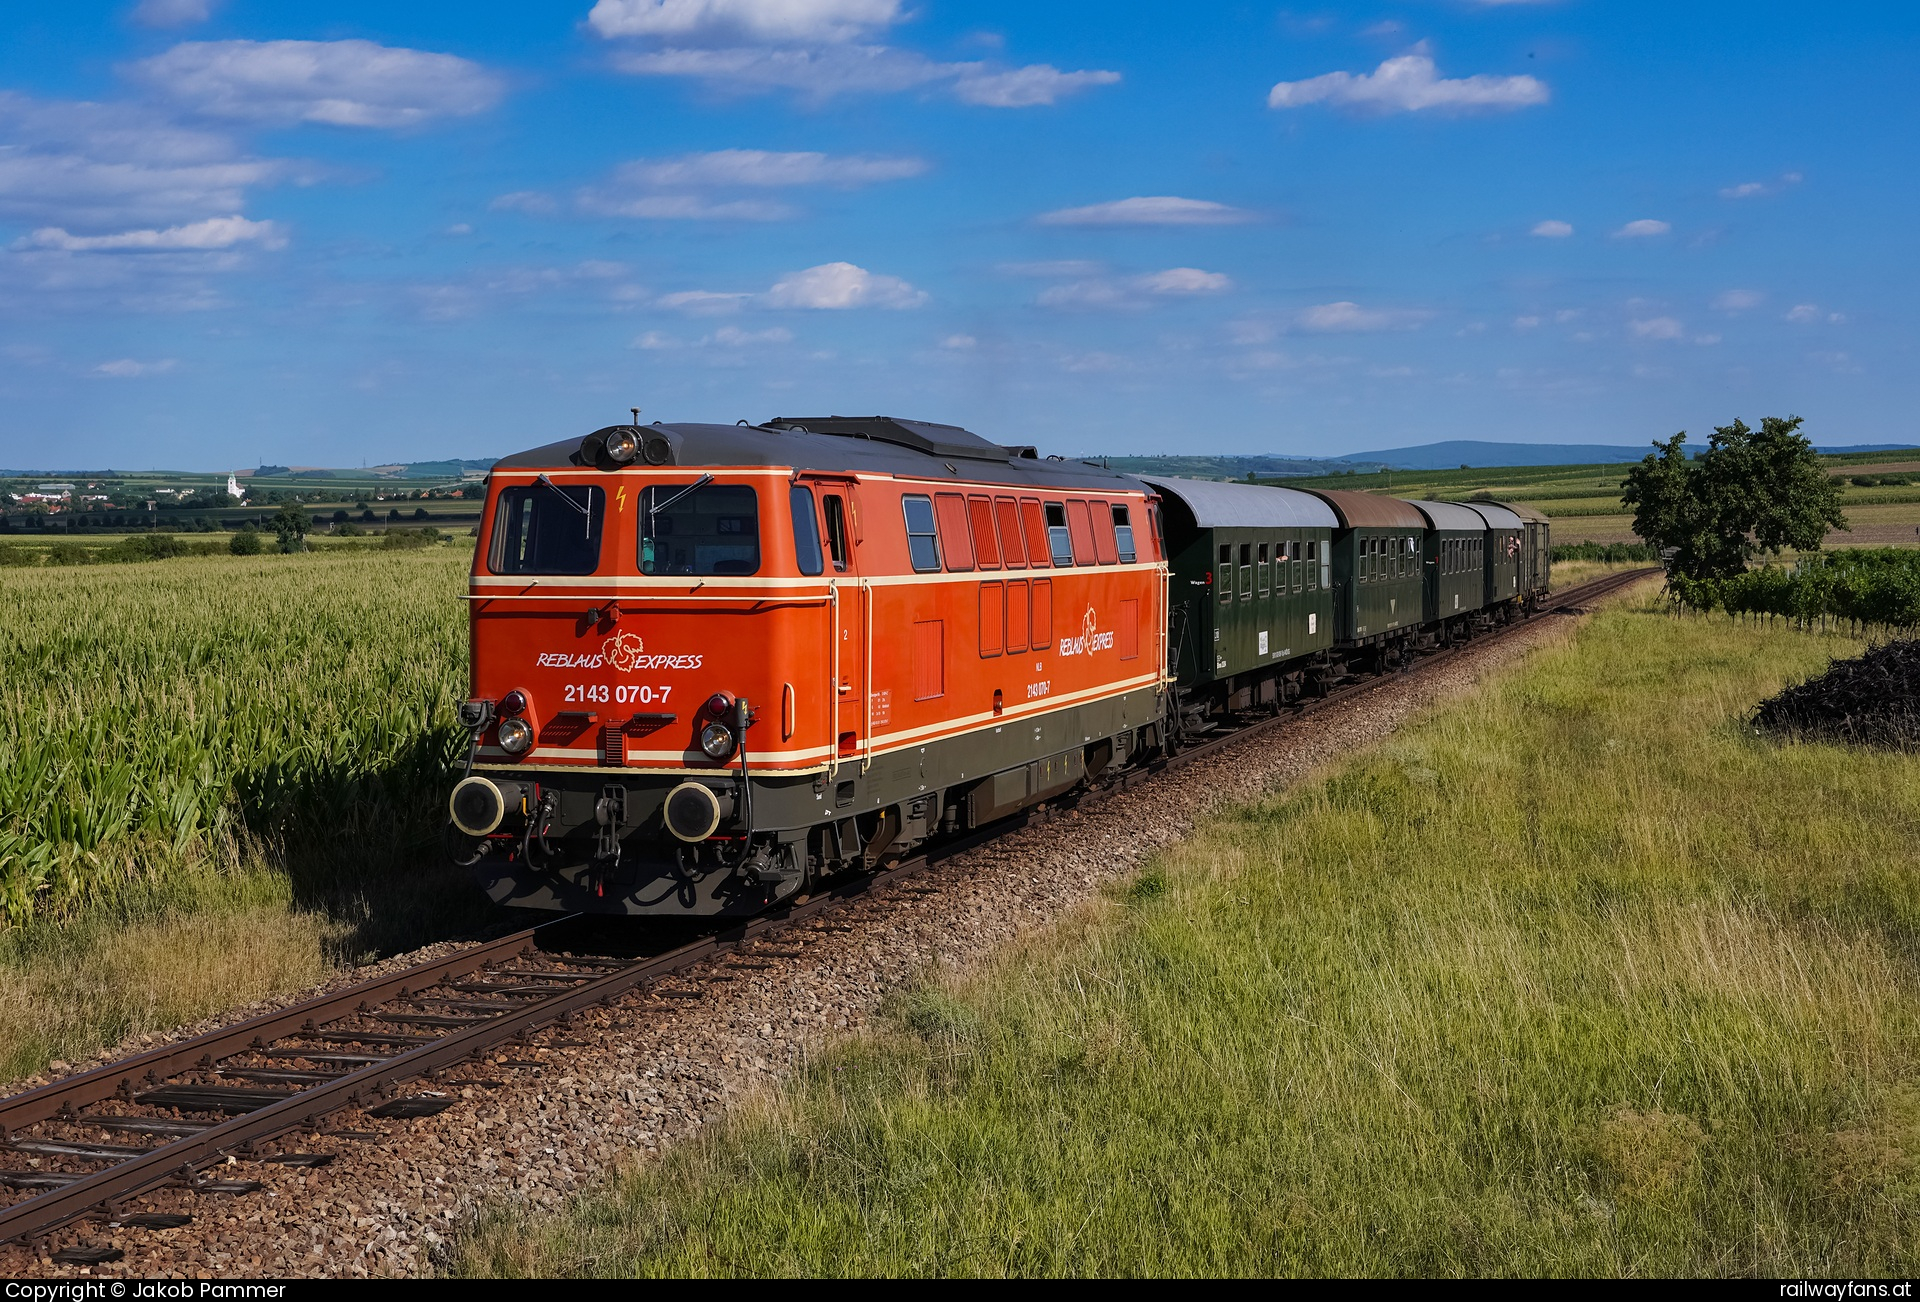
[[1089, 499, 1119, 565], [995, 497, 1027, 569], [935, 493, 975, 571], [1112, 505, 1136, 563], [1218, 544, 1232, 603], [1044, 503, 1074, 567], [1065, 500, 1097, 566], [489, 480, 604, 576], [1020, 498, 1051, 569], [638, 483, 760, 576], [823, 494, 850, 571], [790, 485, 823, 577], [967, 495, 1001, 570], [902, 495, 941, 572]]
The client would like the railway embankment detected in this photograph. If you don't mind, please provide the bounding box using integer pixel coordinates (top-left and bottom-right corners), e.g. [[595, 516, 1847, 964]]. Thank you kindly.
[[453, 579, 1920, 1278]]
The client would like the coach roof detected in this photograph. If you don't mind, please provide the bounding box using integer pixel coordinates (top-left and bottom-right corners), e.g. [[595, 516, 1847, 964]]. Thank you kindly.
[[1494, 500, 1551, 525], [1458, 501, 1525, 530], [1139, 475, 1338, 530], [1300, 488, 1430, 530], [1409, 500, 1488, 532], [492, 417, 1141, 493]]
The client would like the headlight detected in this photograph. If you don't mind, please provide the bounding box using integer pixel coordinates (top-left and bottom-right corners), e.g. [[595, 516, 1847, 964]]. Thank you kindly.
[[497, 717, 534, 755], [603, 427, 639, 464], [700, 721, 735, 760]]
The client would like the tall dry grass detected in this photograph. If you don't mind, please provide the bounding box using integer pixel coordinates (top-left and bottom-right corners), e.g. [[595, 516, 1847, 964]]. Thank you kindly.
[[458, 593, 1920, 1277]]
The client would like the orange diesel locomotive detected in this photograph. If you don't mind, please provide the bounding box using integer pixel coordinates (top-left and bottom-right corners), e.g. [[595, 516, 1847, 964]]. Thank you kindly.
[[448, 417, 1168, 916]]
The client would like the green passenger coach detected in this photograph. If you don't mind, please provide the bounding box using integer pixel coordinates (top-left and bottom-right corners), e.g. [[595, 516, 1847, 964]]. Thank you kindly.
[[1302, 489, 1429, 649], [1411, 499, 1489, 628], [1142, 475, 1337, 716]]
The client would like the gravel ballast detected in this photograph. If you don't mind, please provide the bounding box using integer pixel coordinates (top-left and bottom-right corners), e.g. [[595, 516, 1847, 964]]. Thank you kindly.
[[2, 597, 1623, 1278]]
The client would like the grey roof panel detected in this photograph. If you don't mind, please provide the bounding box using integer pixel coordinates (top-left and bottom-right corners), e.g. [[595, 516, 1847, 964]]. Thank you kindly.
[[1409, 500, 1489, 532], [1495, 500, 1551, 524], [1457, 501, 1525, 530], [1139, 475, 1339, 529]]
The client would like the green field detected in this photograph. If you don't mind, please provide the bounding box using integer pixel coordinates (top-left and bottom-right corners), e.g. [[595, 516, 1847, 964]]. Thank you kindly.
[[458, 592, 1920, 1278], [0, 547, 495, 1080]]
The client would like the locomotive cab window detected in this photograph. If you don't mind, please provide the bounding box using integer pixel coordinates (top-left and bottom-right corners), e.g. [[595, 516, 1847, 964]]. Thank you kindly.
[[823, 494, 850, 571], [790, 485, 823, 577], [639, 482, 759, 576], [902, 495, 941, 572], [489, 480, 604, 576], [1112, 505, 1137, 563]]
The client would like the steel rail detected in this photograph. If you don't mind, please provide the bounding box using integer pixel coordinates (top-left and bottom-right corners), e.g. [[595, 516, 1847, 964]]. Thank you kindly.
[[0, 565, 1656, 1248]]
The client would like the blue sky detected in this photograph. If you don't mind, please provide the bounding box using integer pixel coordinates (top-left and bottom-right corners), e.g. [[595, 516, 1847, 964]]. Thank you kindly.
[[0, 0, 1914, 469]]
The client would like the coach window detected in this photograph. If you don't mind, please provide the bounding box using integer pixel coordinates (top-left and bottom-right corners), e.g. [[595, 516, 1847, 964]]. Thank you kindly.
[[638, 482, 758, 576], [1239, 542, 1253, 601], [1257, 543, 1270, 596], [1319, 541, 1331, 590], [1065, 500, 1098, 565], [995, 497, 1027, 569], [935, 492, 974, 571], [790, 485, 823, 577], [1218, 543, 1232, 604], [966, 495, 1001, 569], [902, 495, 941, 572], [822, 494, 850, 571], [1293, 543, 1305, 593], [1045, 503, 1074, 566], [1089, 499, 1120, 564], [490, 480, 604, 575], [1305, 541, 1317, 590], [1112, 504, 1137, 563]]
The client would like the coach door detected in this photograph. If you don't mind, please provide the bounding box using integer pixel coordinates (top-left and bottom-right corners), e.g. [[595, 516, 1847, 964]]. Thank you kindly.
[[804, 477, 868, 772]]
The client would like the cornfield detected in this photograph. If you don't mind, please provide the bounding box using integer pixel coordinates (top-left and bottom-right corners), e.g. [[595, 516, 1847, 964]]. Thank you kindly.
[[1668, 548, 1920, 632], [0, 550, 471, 925]]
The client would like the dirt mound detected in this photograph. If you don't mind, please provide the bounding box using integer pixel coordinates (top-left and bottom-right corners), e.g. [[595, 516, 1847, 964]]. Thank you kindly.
[[1753, 639, 1920, 750]]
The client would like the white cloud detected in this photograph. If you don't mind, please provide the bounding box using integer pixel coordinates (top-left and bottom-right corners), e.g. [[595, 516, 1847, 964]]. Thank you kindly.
[[765, 261, 925, 309], [940, 334, 977, 350], [1268, 49, 1547, 114], [1711, 289, 1763, 312], [1530, 219, 1573, 238], [17, 214, 283, 253], [1296, 301, 1428, 332], [1138, 267, 1232, 295], [999, 259, 1104, 278], [1514, 315, 1541, 329], [1693, 333, 1721, 345], [588, 0, 900, 43], [1630, 316, 1683, 340], [1785, 303, 1845, 325], [952, 64, 1121, 107], [707, 324, 791, 345], [1036, 196, 1253, 227], [0, 92, 283, 230], [1614, 219, 1670, 238], [609, 43, 1117, 107], [658, 289, 752, 314], [134, 40, 503, 128], [133, 0, 217, 27], [588, 194, 797, 221], [634, 330, 677, 349], [613, 149, 925, 189], [93, 357, 176, 377], [1719, 182, 1765, 200], [490, 190, 558, 215]]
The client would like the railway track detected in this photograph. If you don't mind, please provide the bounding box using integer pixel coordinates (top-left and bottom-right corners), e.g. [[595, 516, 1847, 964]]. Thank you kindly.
[[1, 567, 1658, 1266]]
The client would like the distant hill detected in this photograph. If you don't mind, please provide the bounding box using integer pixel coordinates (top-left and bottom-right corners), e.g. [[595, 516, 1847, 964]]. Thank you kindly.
[[1343, 440, 1920, 470], [248, 459, 494, 480], [1099, 454, 1385, 480]]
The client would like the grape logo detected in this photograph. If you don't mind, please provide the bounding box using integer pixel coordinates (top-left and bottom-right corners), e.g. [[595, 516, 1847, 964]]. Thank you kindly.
[[1057, 606, 1114, 658], [603, 630, 646, 672]]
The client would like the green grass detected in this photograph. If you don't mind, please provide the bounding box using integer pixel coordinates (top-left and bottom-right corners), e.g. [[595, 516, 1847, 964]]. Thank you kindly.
[[0, 547, 498, 1079], [457, 591, 1920, 1277]]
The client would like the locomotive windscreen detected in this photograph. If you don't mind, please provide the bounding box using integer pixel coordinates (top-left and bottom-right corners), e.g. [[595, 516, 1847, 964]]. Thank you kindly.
[[489, 481, 604, 575], [639, 483, 761, 576]]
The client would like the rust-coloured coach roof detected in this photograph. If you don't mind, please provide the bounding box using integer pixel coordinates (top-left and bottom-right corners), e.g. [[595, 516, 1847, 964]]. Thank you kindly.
[[1300, 488, 1429, 530]]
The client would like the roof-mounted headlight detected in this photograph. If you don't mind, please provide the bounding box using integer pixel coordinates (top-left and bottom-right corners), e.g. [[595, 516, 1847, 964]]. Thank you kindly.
[[603, 427, 640, 464]]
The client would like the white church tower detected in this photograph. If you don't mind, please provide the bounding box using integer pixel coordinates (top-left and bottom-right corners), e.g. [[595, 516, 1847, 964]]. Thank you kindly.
[[227, 474, 244, 499]]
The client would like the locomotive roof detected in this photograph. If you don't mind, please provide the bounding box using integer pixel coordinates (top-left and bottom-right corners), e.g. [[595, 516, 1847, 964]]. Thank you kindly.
[[1138, 475, 1338, 530], [1494, 500, 1551, 525], [1407, 500, 1488, 532], [1298, 488, 1429, 530], [1457, 500, 1525, 530], [493, 418, 1141, 493]]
